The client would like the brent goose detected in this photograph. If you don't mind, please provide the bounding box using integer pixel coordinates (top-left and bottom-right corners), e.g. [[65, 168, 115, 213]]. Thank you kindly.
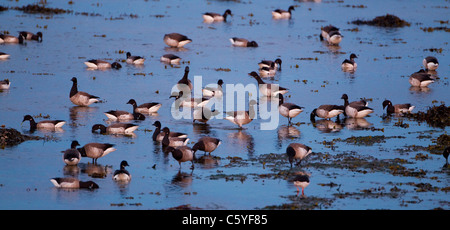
[[113, 160, 131, 182], [202, 79, 224, 98], [165, 146, 196, 169], [84, 59, 122, 69], [0, 79, 10, 89], [192, 137, 221, 155], [230, 37, 258, 47], [203, 9, 233, 23], [258, 58, 282, 71], [193, 107, 219, 123], [382, 100, 415, 115], [62, 140, 81, 166], [161, 127, 190, 147], [423, 56, 439, 71], [22, 115, 65, 131], [160, 54, 181, 64], [310, 104, 345, 122], [409, 69, 435, 87], [341, 94, 373, 118], [152, 121, 187, 142], [177, 66, 193, 91], [78, 143, 116, 164], [341, 53, 358, 72], [50, 177, 99, 189], [224, 99, 257, 129], [163, 33, 192, 48], [126, 52, 145, 65], [249, 71, 288, 97], [19, 31, 43, 42], [259, 62, 277, 77], [286, 143, 312, 167], [0, 34, 24, 44], [69, 77, 100, 106], [320, 25, 342, 45], [272, 5, 295, 19], [278, 93, 304, 125], [92, 123, 139, 135], [170, 91, 211, 108], [292, 174, 310, 196], [443, 147, 449, 167], [127, 99, 162, 114]]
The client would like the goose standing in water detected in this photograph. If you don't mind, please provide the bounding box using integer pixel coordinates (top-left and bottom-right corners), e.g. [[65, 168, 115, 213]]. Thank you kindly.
[[0, 33, 24, 44], [192, 137, 221, 155], [152, 121, 187, 142], [84, 59, 122, 69], [341, 94, 372, 118], [92, 123, 139, 135], [202, 79, 224, 98], [177, 66, 193, 92], [165, 146, 196, 170], [258, 58, 282, 71], [22, 115, 66, 132], [224, 100, 257, 129], [50, 177, 99, 189], [320, 25, 339, 41], [409, 69, 435, 87], [170, 91, 211, 108], [382, 100, 415, 115], [0, 79, 10, 89], [62, 140, 82, 166], [423, 56, 439, 71], [272, 6, 295, 19], [113, 160, 131, 182], [341, 53, 358, 72], [77, 143, 116, 164], [19, 31, 43, 42], [160, 54, 181, 64], [127, 99, 161, 114], [161, 127, 190, 148], [277, 94, 304, 125], [293, 174, 310, 196], [249, 71, 288, 97], [163, 33, 192, 48], [0, 52, 10, 60], [69, 77, 100, 106], [203, 9, 233, 23], [286, 143, 312, 168], [126, 52, 145, 65], [310, 105, 344, 122], [230, 37, 258, 47]]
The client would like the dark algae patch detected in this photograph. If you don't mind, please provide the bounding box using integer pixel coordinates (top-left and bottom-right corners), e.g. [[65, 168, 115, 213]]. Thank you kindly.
[[13, 4, 72, 14], [405, 104, 450, 128], [0, 128, 41, 148], [351, 14, 410, 27]]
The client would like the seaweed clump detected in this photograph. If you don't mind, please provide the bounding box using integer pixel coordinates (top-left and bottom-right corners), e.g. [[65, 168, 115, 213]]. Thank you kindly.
[[405, 104, 450, 128], [13, 4, 72, 14], [351, 14, 410, 27], [0, 128, 41, 147]]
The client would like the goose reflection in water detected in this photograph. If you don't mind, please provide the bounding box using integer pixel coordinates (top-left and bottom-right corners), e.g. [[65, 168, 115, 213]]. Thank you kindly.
[[312, 119, 343, 133], [78, 162, 112, 179], [195, 155, 220, 169], [227, 130, 255, 156], [171, 170, 193, 188], [276, 125, 301, 148], [62, 165, 80, 177], [344, 118, 372, 130], [409, 86, 431, 93]]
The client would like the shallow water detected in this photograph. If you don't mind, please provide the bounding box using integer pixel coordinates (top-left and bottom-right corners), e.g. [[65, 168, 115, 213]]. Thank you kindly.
[[0, 0, 448, 210]]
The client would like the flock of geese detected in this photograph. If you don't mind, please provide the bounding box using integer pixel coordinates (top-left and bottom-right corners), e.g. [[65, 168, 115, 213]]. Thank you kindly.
[[1, 5, 442, 196]]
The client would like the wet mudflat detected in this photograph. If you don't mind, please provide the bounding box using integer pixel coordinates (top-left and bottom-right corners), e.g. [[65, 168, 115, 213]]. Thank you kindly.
[[0, 0, 448, 210]]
